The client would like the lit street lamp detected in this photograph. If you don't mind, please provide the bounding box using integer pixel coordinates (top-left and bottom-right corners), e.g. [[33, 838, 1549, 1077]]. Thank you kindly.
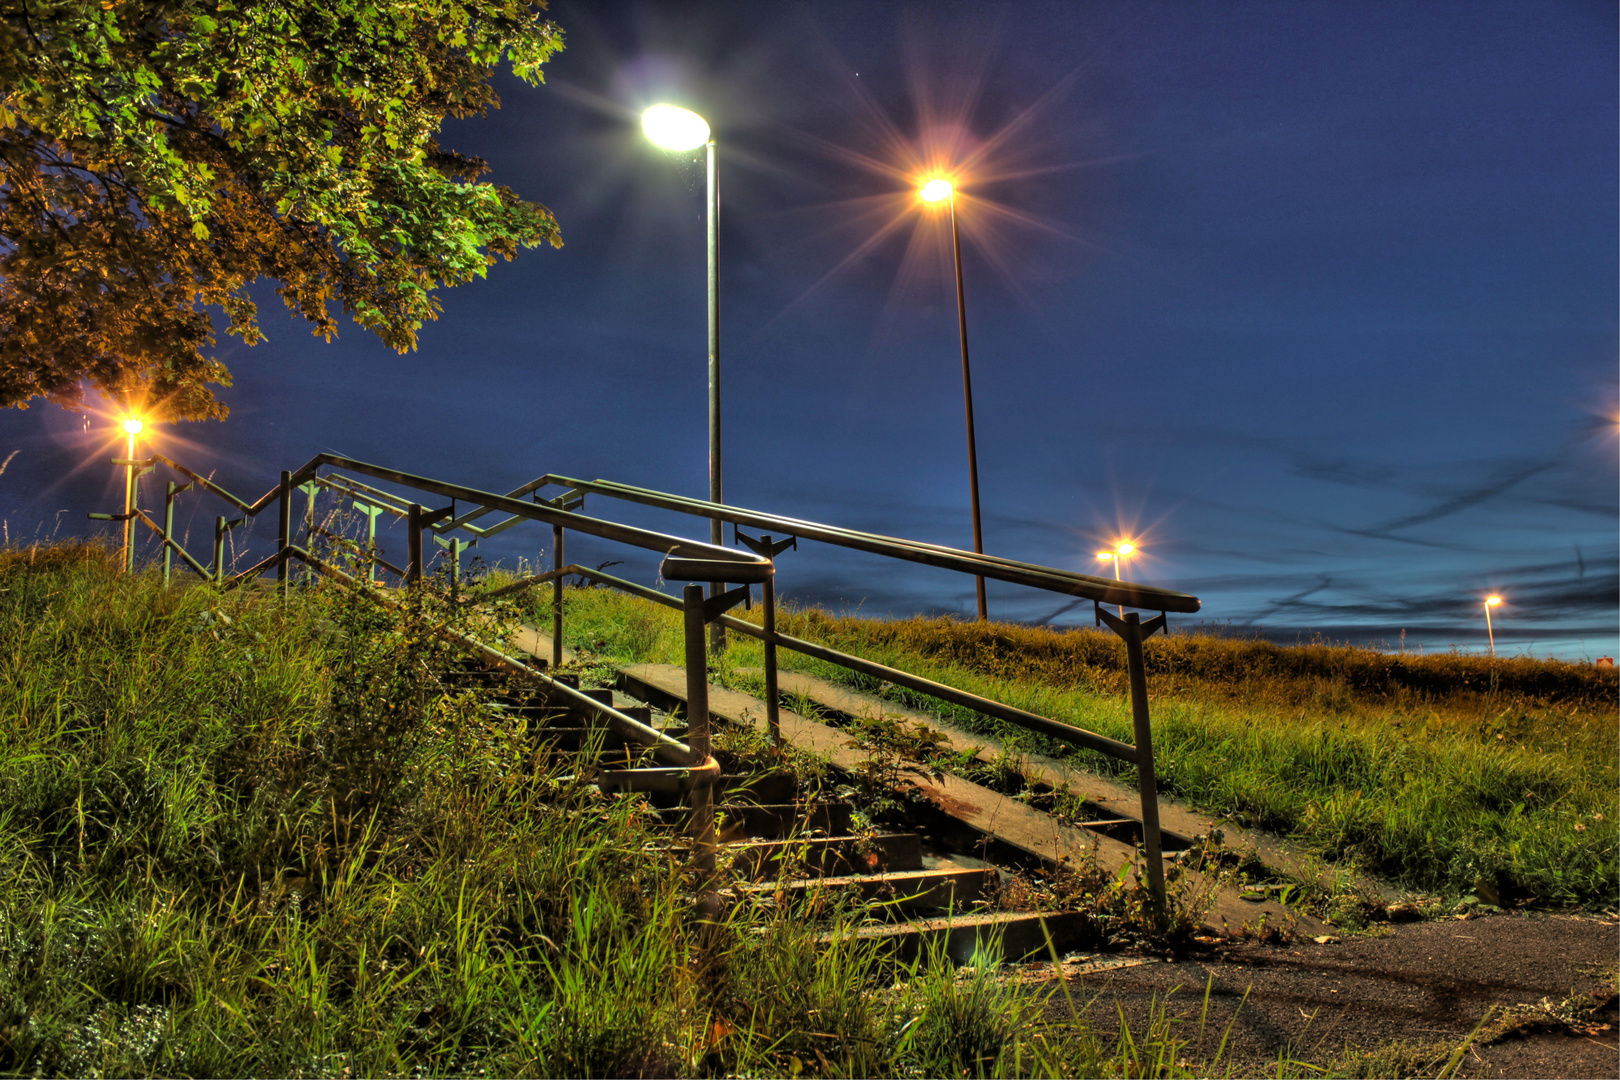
[[122, 417, 143, 573], [1096, 540, 1137, 617], [919, 177, 987, 621], [644, 103, 726, 649], [1484, 595, 1502, 657], [643, 105, 723, 539]]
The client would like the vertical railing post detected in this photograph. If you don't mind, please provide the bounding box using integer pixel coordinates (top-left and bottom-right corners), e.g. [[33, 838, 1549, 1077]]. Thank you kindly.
[[276, 471, 292, 597], [353, 502, 383, 584], [122, 455, 137, 575], [213, 516, 226, 584], [762, 574, 781, 746], [162, 481, 178, 587], [302, 482, 317, 585], [449, 537, 461, 604], [406, 503, 423, 587], [1121, 612, 1168, 926], [551, 524, 564, 670], [682, 583, 717, 909]]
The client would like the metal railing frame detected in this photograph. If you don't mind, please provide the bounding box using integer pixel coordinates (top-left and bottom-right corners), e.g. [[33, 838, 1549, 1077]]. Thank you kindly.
[[96, 450, 1200, 921]]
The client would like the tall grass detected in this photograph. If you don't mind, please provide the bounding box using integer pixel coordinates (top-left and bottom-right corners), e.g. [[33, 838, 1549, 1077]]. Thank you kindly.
[[532, 586, 1617, 907], [1, 544, 1250, 1077]]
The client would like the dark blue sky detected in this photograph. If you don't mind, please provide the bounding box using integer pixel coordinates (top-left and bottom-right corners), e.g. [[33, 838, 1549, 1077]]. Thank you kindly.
[[3, 0, 1615, 657]]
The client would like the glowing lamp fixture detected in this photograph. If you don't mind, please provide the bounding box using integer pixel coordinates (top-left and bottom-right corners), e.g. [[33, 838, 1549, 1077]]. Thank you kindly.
[[641, 105, 710, 151], [1485, 595, 1502, 607], [1096, 541, 1138, 616], [919, 178, 953, 203], [123, 418, 143, 435]]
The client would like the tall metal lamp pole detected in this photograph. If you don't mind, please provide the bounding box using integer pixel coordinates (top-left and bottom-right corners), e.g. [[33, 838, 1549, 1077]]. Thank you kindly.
[[920, 178, 986, 621], [645, 104, 726, 647]]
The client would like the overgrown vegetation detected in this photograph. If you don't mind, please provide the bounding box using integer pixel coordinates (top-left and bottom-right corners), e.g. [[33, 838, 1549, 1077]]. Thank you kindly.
[[1, 543, 1254, 1077], [531, 585, 1617, 909]]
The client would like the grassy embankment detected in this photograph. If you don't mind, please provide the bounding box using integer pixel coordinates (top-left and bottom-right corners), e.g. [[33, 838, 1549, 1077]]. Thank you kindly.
[[535, 585, 1617, 910], [0, 543, 1252, 1078]]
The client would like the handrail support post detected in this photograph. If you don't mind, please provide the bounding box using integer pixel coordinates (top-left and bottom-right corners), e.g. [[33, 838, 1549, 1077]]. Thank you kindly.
[[762, 575, 781, 746], [682, 583, 718, 916], [162, 481, 179, 587], [276, 471, 292, 598], [406, 503, 424, 587], [552, 524, 564, 670], [213, 516, 226, 583], [1119, 611, 1168, 928]]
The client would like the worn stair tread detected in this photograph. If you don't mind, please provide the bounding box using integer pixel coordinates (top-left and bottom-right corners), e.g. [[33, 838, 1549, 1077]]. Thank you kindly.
[[619, 662, 1320, 935], [740, 866, 998, 911], [725, 832, 924, 877], [825, 909, 1093, 963]]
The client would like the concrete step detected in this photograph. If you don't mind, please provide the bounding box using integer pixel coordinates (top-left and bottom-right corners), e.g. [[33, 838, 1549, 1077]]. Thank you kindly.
[[716, 772, 799, 804], [827, 910, 1092, 964], [657, 801, 855, 841], [726, 831, 924, 878], [742, 866, 998, 914]]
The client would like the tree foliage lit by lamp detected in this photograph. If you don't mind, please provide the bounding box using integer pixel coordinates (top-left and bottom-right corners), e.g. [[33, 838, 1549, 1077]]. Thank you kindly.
[[0, 1, 564, 420]]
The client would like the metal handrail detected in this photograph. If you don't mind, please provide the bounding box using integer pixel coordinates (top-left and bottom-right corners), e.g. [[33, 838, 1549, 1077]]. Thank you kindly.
[[542, 474, 1201, 615], [95, 448, 1192, 922]]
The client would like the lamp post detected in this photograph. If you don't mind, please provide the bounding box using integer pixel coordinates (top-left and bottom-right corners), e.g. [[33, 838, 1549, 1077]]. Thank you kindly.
[[121, 417, 143, 573], [643, 104, 723, 538], [1096, 540, 1137, 617], [1484, 595, 1502, 657], [645, 104, 726, 651], [919, 177, 987, 621]]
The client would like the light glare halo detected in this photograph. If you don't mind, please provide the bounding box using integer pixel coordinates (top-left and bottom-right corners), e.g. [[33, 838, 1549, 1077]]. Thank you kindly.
[[642, 105, 710, 151], [123, 418, 143, 434], [919, 178, 953, 203]]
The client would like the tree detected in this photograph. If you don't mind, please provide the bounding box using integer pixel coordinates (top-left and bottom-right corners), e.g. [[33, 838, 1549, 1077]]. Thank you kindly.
[[0, 0, 563, 421]]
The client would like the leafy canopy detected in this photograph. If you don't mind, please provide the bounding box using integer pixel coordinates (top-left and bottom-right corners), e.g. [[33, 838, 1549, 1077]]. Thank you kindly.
[[0, 0, 563, 421]]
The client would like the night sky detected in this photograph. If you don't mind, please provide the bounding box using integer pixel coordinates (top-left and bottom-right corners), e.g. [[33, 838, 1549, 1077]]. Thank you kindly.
[[3, 0, 1615, 658]]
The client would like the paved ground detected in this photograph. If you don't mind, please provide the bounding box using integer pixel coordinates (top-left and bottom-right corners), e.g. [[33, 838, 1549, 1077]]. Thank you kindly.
[[1034, 912, 1618, 1077]]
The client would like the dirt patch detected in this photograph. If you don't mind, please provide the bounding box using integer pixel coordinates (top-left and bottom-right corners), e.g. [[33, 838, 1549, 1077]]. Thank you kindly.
[[1035, 912, 1618, 1077]]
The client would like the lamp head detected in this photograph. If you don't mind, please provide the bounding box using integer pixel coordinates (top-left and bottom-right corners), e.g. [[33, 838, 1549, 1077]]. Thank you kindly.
[[919, 178, 953, 203], [642, 104, 710, 151], [1096, 551, 1114, 561], [1115, 541, 1136, 557], [1485, 595, 1502, 607], [122, 418, 143, 435]]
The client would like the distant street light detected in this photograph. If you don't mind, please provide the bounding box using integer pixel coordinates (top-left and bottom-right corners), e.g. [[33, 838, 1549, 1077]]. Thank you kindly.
[[1484, 595, 1502, 657], [920, 176, 987, 622], [644, 103, 726, 649], [122, 417, 144, 573], [1097, 541, 1137, 617]]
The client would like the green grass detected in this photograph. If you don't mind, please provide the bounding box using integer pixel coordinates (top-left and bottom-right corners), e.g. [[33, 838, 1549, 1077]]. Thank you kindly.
[[2, 543, 1266, 1077], [532, 585, 1617, 908]]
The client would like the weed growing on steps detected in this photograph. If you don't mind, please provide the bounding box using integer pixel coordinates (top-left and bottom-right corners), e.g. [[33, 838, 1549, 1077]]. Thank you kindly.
[[530, 586, 1617, 908]]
